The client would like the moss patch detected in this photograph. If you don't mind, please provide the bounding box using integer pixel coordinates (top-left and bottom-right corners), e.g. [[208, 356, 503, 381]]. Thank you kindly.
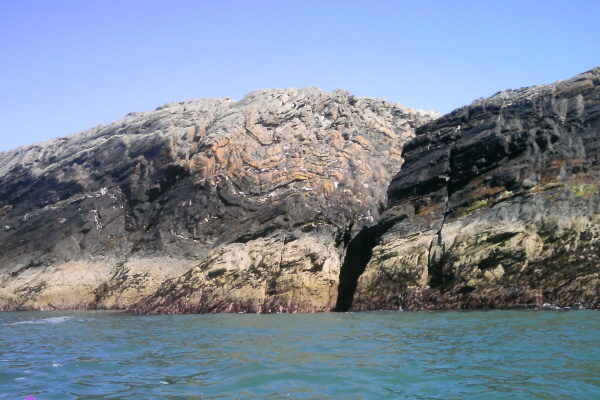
[[539, 182, 563, 192], [572, 184, 597, 198], [464, 199, 492, 215]]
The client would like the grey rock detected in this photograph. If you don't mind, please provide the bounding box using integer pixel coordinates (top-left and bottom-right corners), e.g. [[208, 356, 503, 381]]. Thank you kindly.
[[0, 88, 438, 312], [3, 67, 598, 314]]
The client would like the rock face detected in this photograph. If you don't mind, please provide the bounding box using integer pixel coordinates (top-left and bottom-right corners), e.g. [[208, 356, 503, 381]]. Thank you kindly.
[[339, 67, 600, 311], [2, 68, 599, 314], [0, 88, 438, 312]]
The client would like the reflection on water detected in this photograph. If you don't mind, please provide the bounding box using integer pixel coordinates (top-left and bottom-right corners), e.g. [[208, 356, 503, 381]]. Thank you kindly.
[[1, 310, 599, 399]]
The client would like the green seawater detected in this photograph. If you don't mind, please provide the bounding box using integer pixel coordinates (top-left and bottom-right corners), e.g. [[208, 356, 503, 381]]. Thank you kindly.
[[1, 310, 599, 399]]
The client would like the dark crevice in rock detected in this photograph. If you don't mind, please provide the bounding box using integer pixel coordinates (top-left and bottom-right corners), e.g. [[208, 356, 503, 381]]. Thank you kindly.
[[146, 164, 189, 203], [334, 217, 403, 312], [92, 260, 127, 306], [335, 222, 354, 249], [144, 206, 165, 233], [428, 143, 455, 289], [10, 260, 44, 277], [231, 225, 281, 244]]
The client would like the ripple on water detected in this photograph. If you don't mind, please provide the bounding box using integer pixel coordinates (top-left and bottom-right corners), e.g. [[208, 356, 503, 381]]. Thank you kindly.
[[0, 310, 599, 399]]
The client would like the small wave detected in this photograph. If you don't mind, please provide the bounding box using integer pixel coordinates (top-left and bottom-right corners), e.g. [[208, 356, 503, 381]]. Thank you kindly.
[[540, 303, 569, 311], [3, 316, 73, 326], [542, 303, 561, 309], [43, 316, 72, 324]]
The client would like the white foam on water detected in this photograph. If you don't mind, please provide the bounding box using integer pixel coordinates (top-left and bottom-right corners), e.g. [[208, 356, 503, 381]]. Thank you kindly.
[[43, 317, 72, 324], [541, 303, 563, 310], [3, 316, 73, 326]]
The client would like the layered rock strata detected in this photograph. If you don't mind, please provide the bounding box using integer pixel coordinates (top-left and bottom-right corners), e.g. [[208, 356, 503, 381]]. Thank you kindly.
[[2, 68, 599, 314], [0, 88, 438, 312], [341, 67, 600, 311]]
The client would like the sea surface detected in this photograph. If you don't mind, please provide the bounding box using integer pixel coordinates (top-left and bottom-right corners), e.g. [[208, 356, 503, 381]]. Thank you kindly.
[[1, 309, 599, 399]]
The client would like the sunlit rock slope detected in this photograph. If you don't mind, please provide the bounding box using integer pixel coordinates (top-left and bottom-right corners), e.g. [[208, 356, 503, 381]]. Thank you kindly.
[[0, 88, 437, 312]]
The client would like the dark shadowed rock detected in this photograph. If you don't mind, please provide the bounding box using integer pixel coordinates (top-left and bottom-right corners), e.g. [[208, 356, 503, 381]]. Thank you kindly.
[[344, 67, 600, 311]]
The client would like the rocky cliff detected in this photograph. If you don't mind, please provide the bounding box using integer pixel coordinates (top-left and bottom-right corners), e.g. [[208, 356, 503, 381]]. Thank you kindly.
[[338, 67, 600, 311], [2, 68, 598, 314], [0, 88, 438, 312]]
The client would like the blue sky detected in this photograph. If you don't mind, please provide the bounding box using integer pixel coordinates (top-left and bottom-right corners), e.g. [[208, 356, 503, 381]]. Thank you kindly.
[[1, 0, 599, 152]]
